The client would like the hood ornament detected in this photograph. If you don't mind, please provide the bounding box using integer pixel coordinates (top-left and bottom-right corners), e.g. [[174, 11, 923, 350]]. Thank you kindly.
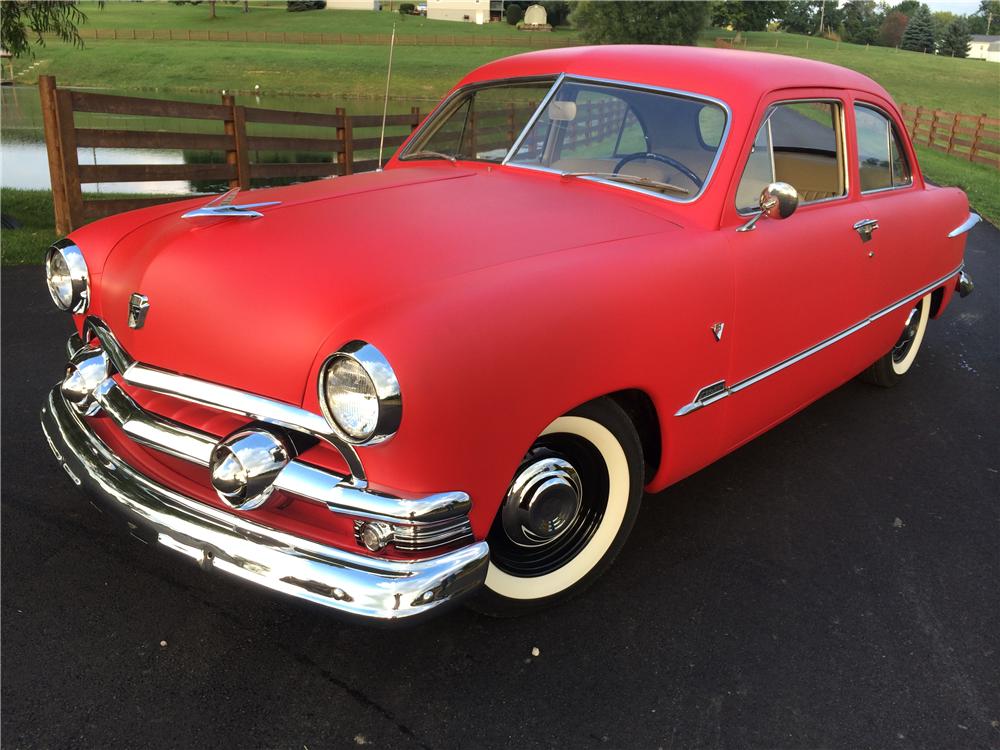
[[181, 188, 280, 220]]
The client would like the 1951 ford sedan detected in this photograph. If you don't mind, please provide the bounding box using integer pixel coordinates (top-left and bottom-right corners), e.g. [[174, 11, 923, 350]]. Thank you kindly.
[[40, 46, 979, 624]]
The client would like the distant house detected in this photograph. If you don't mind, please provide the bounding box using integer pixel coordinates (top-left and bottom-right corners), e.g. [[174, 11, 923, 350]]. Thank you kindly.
[[326, 0, 379, 9], [427, 0, 488, 24], [968, 35, 1000, 62]]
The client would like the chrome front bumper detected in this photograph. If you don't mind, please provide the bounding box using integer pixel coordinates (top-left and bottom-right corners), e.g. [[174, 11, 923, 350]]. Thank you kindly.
[[40, 386, 489, 624]]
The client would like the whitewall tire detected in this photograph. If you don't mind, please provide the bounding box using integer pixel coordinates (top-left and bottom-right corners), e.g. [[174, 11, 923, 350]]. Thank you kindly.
[[470, 397, 644, 616], [860, 292, 932, 388]]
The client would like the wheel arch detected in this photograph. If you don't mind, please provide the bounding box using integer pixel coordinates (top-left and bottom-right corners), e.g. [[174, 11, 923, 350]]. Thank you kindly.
[[607, 388, 662, 484]]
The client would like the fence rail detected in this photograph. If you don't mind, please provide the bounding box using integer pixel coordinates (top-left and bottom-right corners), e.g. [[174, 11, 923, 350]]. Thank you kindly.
[[900, 104, 1000, 168], [39, 76, 421, 234], [73, 27, 578, 48]]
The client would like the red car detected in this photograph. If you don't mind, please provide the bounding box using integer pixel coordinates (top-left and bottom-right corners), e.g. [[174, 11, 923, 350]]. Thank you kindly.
[[41, 46, 978, 624]]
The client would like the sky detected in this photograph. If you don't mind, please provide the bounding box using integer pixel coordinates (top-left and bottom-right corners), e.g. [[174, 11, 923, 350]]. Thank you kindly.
[[919, 1, 983, 12]]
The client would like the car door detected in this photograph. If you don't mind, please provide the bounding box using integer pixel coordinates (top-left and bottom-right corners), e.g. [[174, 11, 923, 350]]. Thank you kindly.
[[719, 91, 877, 450]]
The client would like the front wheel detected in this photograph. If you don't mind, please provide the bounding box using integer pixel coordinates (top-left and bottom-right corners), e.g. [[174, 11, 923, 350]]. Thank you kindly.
[[469, 397, 643, 617], [859, 292, 932, 388]]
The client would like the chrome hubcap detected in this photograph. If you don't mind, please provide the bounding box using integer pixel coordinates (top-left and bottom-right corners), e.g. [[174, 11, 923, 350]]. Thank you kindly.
[[502, 456, 582, 547], [891, 300, 923, 364]]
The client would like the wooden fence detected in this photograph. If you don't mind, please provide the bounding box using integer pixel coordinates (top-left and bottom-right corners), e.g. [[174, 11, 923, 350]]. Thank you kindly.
[[39, 76, 421, 234], [900, 104, 1000, 168], [74, 27, 578, 48]]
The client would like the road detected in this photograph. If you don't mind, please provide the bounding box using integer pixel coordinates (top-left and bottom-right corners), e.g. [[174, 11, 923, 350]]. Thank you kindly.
[[2, 222, 997, 749]]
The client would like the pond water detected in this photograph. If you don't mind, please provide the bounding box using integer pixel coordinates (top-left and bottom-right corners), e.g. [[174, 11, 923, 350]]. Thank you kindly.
[[0, 85, 434, 194]]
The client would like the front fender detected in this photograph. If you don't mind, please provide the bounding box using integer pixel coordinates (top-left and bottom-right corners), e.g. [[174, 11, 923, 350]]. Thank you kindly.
[[304, 230, 734, 538]]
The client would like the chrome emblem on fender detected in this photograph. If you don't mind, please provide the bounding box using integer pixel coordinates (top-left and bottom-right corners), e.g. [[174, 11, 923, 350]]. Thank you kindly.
[[711, 322, 725, 342], [128, 293, 150, 329]]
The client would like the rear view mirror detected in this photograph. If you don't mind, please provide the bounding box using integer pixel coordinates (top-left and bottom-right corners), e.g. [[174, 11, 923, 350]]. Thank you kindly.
[[548, 101, 577, 122]]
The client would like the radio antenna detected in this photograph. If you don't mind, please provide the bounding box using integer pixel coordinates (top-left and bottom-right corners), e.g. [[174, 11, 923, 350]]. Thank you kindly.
[[377, 21, 397, 171]]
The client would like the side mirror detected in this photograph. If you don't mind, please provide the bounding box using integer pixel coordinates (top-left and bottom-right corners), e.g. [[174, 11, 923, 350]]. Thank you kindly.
[[738, 182, 799, 232]]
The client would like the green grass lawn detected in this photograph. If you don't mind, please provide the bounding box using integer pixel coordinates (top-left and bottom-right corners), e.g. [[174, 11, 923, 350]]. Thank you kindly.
[[2, 189, 64, 265], [14, 38, 528, 98], [75, 1, 573, 37], [706, 30, 999, 116]]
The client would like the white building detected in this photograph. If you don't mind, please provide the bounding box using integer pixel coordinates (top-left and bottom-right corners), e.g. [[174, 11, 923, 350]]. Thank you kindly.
[[968, 35, 1000, 62], [426, 0, 488, 24], [325, 0, 379, 9]]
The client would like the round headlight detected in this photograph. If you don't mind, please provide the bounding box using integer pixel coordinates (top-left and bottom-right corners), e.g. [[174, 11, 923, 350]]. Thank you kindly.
[[45, 240, 89, 313], [319, 341, 401, 445]]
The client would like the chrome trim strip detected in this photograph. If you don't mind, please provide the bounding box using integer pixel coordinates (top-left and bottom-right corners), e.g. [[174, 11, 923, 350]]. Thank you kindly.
[[948, 213, 981, 238], [76, 371, 470, 526], [93, 378, 215, 467], [40, 388, 489, 624], [503, 74, 733, 205], [675, 264, 964, 417], [272, 461, 472, 524], [81, 316, 368, 481]]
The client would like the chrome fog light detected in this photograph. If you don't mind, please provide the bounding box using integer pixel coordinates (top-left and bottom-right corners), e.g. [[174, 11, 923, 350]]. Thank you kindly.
[[45, 240, 90, 313], [210, 428, 294, 511], [61, 346, 110, 414]]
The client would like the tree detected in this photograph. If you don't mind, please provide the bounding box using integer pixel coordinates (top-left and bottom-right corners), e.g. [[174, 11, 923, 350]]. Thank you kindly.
[[842, 0, 882, 44], [541, 2, 571, 27], [572, 2, 710, 46], [815, 0, 844, 35], [0, 1, 95, 58], [780, 0, 817, 33], [711, 1, 788, 32], [505, 3, 523, 25], [900, 4, 935, 52], [879, 9, 909, 46], [931, 10, 957, 43], [967, 0, 999, 34], [891, 0, 921, 16], [939, 18, 971, 56]]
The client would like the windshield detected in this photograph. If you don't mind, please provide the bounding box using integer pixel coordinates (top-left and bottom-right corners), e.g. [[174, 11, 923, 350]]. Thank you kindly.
[[401, 77, 728, 200], [401, 78, 556, 163]]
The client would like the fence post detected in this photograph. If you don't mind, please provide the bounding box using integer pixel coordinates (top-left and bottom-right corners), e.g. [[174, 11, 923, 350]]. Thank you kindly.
[[913, 106, 924, 140], [222, 93, 242, 189], [970, 114, 986, 164], [336, 107, 354, 175], [411, 106, 421, 133], [946, 114, 958, 155], [53, 88, 85, 232], [233, 105, 251, 189], [39, 76, 72, 235]]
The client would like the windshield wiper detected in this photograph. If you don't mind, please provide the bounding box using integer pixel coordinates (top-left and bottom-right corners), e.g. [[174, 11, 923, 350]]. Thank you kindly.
[[560, 171, 690, 196], [402, 150, 458, 164]]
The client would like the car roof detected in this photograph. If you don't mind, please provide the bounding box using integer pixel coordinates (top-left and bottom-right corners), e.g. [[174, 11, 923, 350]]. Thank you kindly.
[[458, 45, 894, 111]]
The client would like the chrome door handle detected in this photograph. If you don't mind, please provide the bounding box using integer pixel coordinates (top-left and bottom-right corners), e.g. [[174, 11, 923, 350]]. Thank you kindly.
[[853, 218, 879, 243]]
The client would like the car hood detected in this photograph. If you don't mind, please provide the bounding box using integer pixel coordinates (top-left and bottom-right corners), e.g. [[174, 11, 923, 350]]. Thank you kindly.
[[95, 165, 678, 404]]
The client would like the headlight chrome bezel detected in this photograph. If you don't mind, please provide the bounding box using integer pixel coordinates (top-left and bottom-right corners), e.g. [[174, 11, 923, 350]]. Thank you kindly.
[[45, 239, 90, 313], [319, 341, 402, 446]]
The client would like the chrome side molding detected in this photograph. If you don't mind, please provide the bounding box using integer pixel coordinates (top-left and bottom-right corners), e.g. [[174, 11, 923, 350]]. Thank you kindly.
[[947, 213, 981, 238], [675, 264, 964, 417]]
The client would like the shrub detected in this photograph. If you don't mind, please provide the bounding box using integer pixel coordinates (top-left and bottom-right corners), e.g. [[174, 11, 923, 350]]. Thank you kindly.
[[286, 1, 326, 11], [399, 2, 415, 13], [506, 3, 523, 25]]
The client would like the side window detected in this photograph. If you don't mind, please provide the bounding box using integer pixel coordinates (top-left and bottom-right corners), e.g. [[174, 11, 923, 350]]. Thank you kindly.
[[855, 104, 912, 192], [736, 100, 846, 212]]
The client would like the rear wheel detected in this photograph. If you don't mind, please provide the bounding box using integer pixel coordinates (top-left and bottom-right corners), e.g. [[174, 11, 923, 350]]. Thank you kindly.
[[469, 397, 643, 617], [860, 292, 932, 388]]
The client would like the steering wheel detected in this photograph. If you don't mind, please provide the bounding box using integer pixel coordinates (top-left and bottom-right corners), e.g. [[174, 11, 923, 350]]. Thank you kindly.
[[613, 152, 703, 190]]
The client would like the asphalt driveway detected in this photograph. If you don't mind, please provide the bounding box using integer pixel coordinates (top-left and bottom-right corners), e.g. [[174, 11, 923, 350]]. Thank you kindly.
[[2, 222, 997, 750]]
